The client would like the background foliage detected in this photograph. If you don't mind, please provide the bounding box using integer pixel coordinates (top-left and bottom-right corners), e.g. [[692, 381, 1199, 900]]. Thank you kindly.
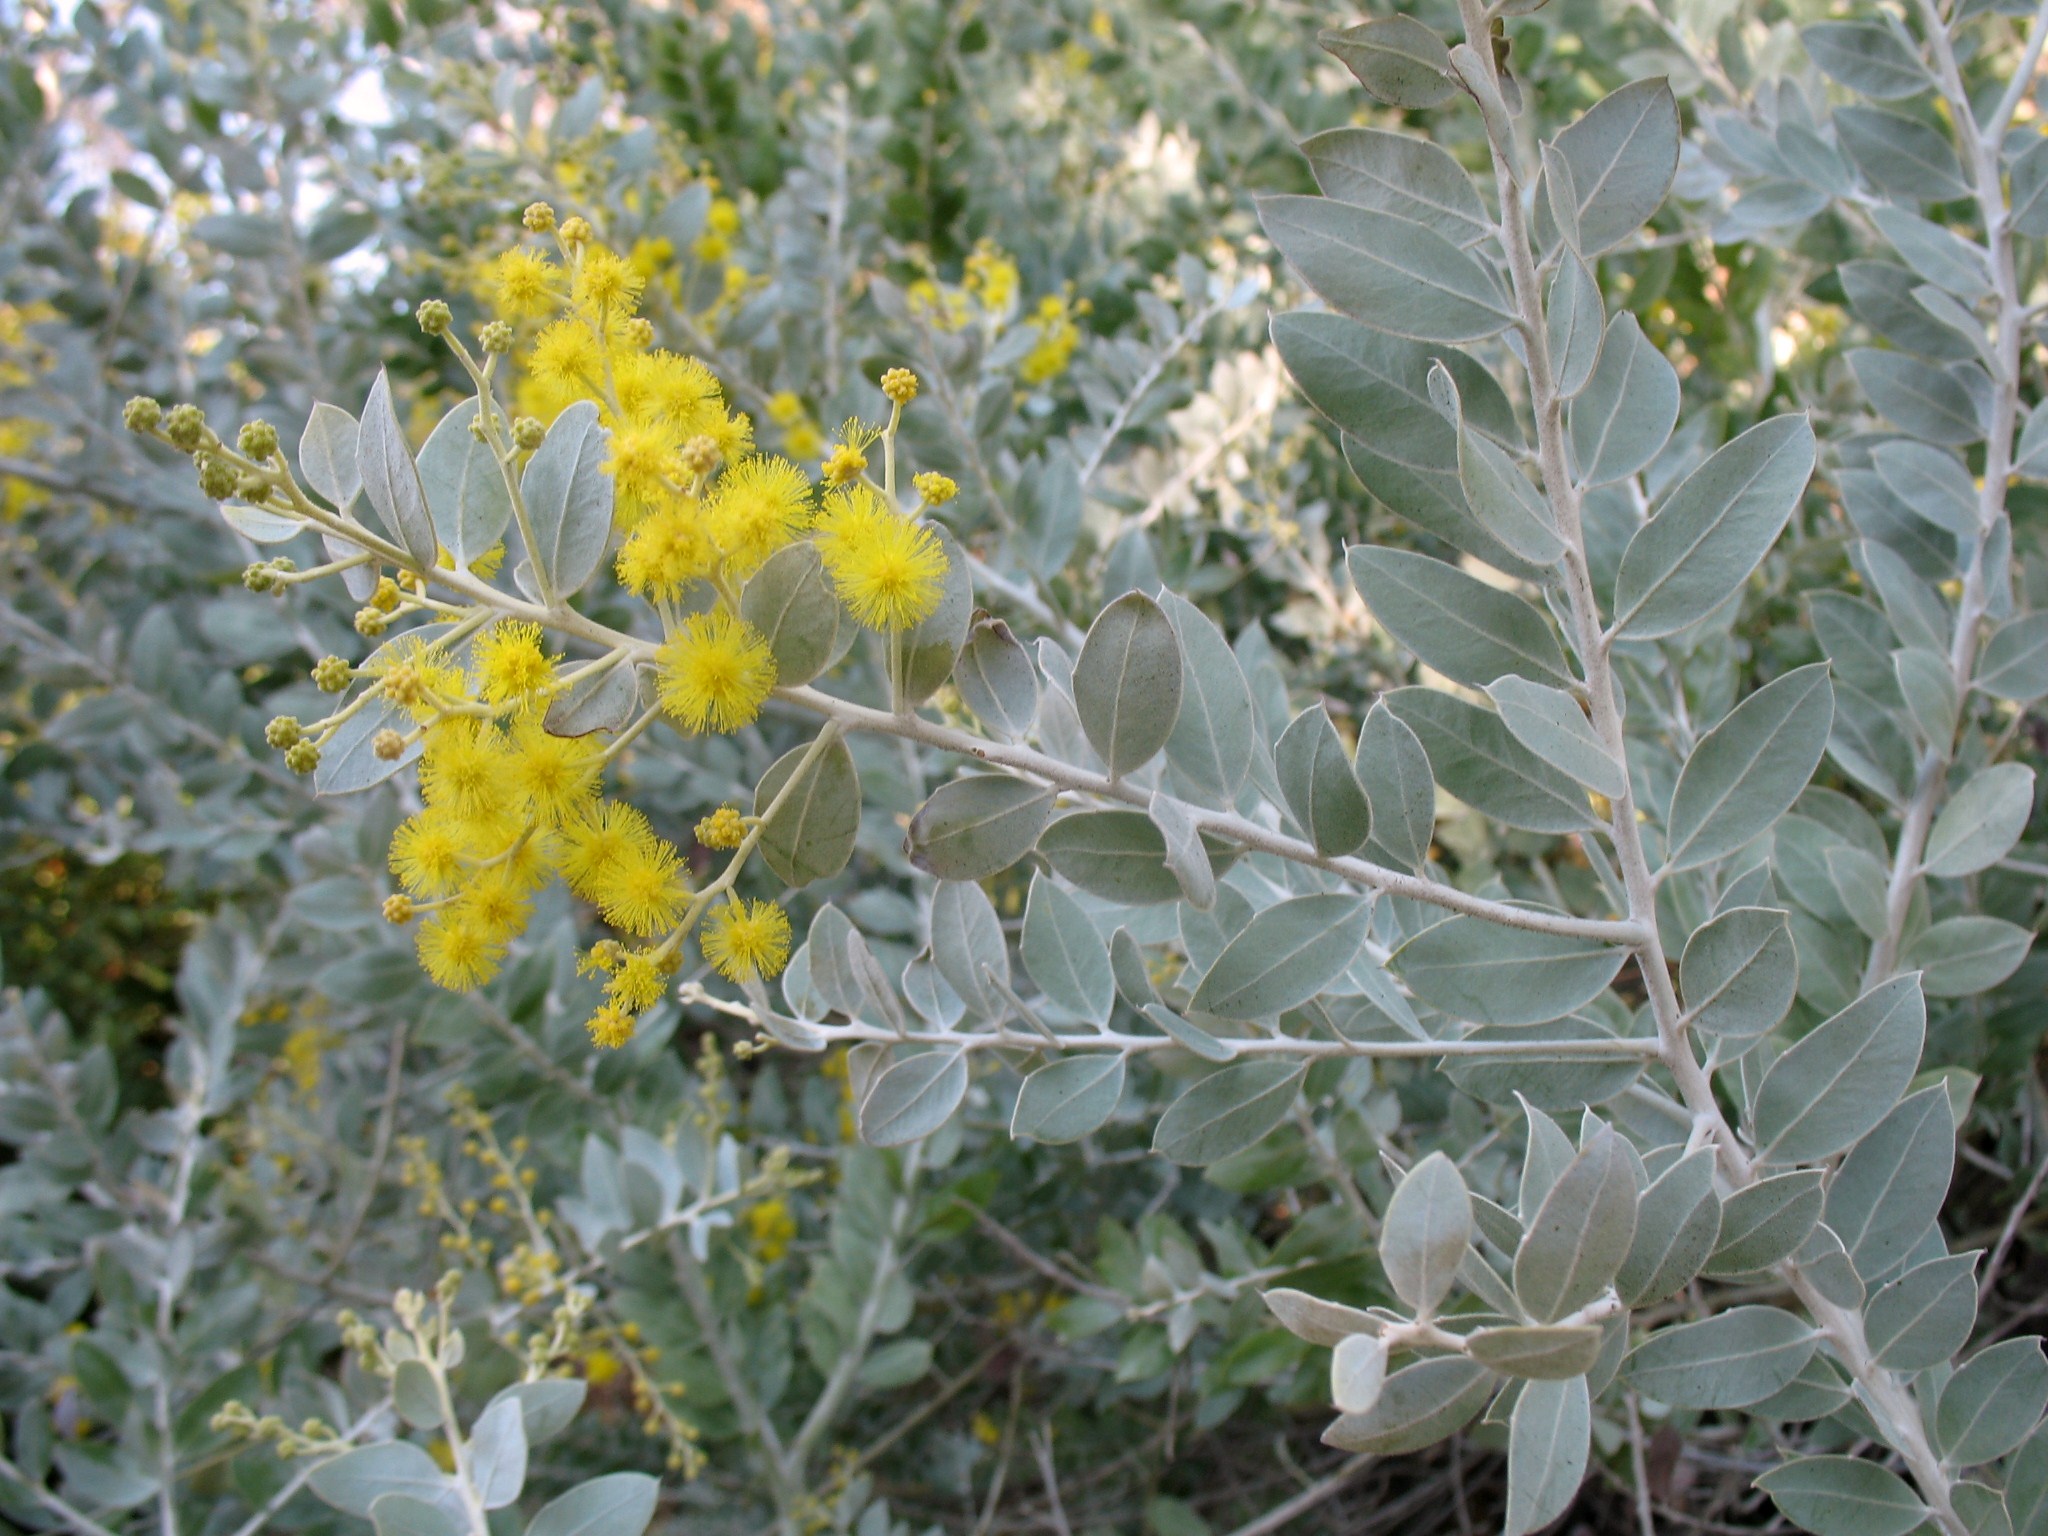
[[2, 1, 2046, 1534]]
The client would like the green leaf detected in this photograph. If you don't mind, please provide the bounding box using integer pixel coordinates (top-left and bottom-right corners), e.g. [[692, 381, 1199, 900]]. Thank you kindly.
[[1383, 687, 1600, 834], [1611, 414, 1817, 640], [520, 399, 615, 597], [1703, 1170, 1823, 1276], [1803, 21, 1931, 99], [1486, 677, 1625, 797], [1331, 1333, 1388, 1414], [1514, 1128, 1637, 1323], [1468, 1325, 1603, 1380], [1750, 974, 1925, 1163], [1040, 811, 1184, 905], [955, 615, 1038, 740], [1443, 365, 1564, 566], [1617, 1148, 1721, 1306], [1262, 1287, 1381, 1346], [1505, 1376, 1590, 1536], [1258, 196, 1514, 344], [897, 527, 974, 707], [930, 881, 1007, 1021], [1012, 1054, 1126, 1144], [857, 1339, 934, 1391], [1538, 78, 1681, 254], [1976, 612, 2048, 702], [1679, 906, 1797, 1041], [357, 370, 439, 568], [469, 1395, 528, 1509], [1159, 592, 1255, 802], [1824, 1086, 1954, 1280], [1864, 1252, 1979, 1371], [1299, 127, 1489, 246], [1321, 1358, 1494, 1453], [906, 775, 1054, 881], [754, 736, 860, 888], [543, 657, 639, 738], [300, 402, 362, 511], [1836, 105, 1970, 202], [1621, 1306, 1818, 1408], [1317, 18, 1457, 109], [370, 1495, 460, 1536], [523, 1473, 660, 1536], [1664, 665, 1834, 872], [1152, 1060, 1306, 1165], [1073, 592, 1183, 777], [309, 1444, 451, 1518], [483, 1381, 586, 1448], [1547, 249, 1604, 400], [417, 399, 512, 570], [1275, 706, 1371, 857], [1924, 763, 2035, 877], [1357, 701, 1435, 870], [2007, 1418, 2048, 1536], [1189, 895, 1370, 1021], [393, 1359, 443, 1428], [1022, 873, 1113, 1027], [1380, 1151, 1471, 1317], [1569, 311, 1679, 486], [1143, 1004, 1236, 1062], [1347, 547, 1575, 691], [1756, 1457, 1927, 1536], [1905, 916, 2034, 997], [1937, 1340, 2048, 1466], [860, 1050, 969, 1148], [1871, 440, 1979, 540], [1849, 348, 1982, 443], [742, 542, 842, 687], [1394, 912, 1623, 1027], [1148, 794, 1219, 910]]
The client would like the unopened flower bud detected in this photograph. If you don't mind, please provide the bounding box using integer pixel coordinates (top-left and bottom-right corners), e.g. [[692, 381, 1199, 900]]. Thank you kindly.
[[416, 299, 453, 336], [164, 403, 207, 451], [312, 655, 352, 692], [382, 893, 415, 924], [523, 202, 556, 233], [354, 607, 389, 637], [622, 316, 654, 349], [695, 805, 747, 849], [243, 563, 275, 593], [123, 396, 163, 433], [284, 740, 320, 775], [881, 367, 919, 404], [479, 320, 514, 354], [679, 435, 720, 476], [913, 471, 957, 506], [373, 728, 406, 761], [197, 454, 239, 500], [512, 417, 546, 451], [237, 420, 278, 460], [265, 716, 303, 749], [370, 576, 403, 614], [558, 216, 593, 245]]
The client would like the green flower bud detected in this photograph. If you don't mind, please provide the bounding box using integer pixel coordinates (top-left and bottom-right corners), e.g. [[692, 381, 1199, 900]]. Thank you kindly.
[[416, 298, 454, 336], [512, 417, 546, 451], [284, 740, 320, 775], [312, 655, 353, 692], [523, 202, 556, 233], [373, 728, 406, 761], [123, 397, 163, 433], [265, 716, 303, 749], [164, 403, 207, 452], [354, 607, 389, 637], [237, 419, 278, 460], [198, 455, 239, 500], [479, 320, 514, 354], [243, 563, 274, 593]]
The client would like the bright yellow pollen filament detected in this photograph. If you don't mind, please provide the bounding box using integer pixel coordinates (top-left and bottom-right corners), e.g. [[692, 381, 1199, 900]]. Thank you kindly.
[[656, 610, 778, 734]]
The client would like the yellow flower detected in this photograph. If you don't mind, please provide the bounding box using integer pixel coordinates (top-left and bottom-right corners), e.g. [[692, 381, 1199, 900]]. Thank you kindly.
[[815, 486, 949, 630], [605, 949, 668, 1012], [656, 610, 777, 734], [505, 715, 603, 824], [965, 242, 1020, 314], [418, 912, 505, 991], [766, 391, 806, 426], [593, 837, 690, 937], [530, 320, 602, 390], [453, 866, 533, 945], [490, 248, 558, 319], [390, 811, 476, 897], [617, 500, 717, 600], [606, 422, 681, 504], [702, 897, 791, 981], [746, 1198, 796, 1261], [1021, 296, 1081, 384], [472, 621, 557, 703], [587, 1005, 636, 1050], [706, 456, 813, 577], [419, 719, 516, 826], [560, 801, 658, 902], [819, 441, 867, 487], [573, 247, 645, 316]]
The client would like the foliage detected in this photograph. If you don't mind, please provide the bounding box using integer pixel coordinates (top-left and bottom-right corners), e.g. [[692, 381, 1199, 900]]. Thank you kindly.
[[3, 1, 2048, 1535]]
